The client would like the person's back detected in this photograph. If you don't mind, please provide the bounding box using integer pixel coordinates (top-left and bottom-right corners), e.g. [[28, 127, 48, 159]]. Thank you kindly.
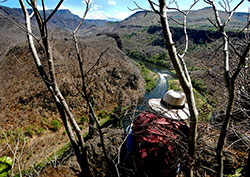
[[123, 90, 190, 176], [132, 111, 189, 176]]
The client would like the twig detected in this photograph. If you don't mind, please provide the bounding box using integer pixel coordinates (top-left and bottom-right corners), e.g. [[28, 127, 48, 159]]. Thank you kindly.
[[0, 11, 39, 41], [12, 54, 39, 77], [84, 47, 109, 77]]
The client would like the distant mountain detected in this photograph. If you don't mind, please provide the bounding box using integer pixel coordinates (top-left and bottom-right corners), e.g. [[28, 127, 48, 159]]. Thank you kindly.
[[106, 17, 120, 22], [116, 7, 249, 30], [0, 5, 109, 30], [46, 9, 108, 29]]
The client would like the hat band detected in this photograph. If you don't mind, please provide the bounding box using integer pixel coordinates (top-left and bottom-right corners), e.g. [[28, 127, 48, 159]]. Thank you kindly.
[[160, 98, 185, 109]]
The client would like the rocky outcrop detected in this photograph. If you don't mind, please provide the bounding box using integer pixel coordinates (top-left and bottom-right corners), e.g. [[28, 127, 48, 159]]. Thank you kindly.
[[148, 25, 245, 47]]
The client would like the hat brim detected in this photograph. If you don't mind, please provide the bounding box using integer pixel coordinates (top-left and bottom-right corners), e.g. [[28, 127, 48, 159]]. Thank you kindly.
[[148, 98, 190, 120]]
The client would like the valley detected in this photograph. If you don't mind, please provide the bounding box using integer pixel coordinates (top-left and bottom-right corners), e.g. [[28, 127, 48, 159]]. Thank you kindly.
[[0, 3, 249, 177]]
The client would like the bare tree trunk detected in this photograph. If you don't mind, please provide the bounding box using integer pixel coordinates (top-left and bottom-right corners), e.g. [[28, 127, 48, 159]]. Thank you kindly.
[[55, 102, 92, 177], [216, 80, 235, 177], [18, 0, 92, 176], [203, 1, 248, 176], [72, 34, 95, 138], [71, 6, 114, 173], [149, 1, 199, 176]]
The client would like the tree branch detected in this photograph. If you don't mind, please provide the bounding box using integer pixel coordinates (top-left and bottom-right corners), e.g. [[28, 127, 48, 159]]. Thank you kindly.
[[231, 42, 250, 81], [0, 11, 39, 41], [84, 47, 109, 77], [73, 0, 91, 34], [44, 0, 65, 23]]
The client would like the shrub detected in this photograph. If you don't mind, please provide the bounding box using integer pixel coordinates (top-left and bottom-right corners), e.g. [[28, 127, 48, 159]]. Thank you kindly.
[[80, 115, 88, 124], [98, 110, 111, 121], [139, 63, 159, 93], [63, 130, 67, 135], [225, 168, 243, 177], [50, 120, 61, 132], [126, 50, 170, 67], [168, 80, 183, 91], [41, 117, 49, 128], [36, 126, 45, 136], [191, 78, 209, 95], [0, 156, 12, 177], [24, 126, 34, 137]]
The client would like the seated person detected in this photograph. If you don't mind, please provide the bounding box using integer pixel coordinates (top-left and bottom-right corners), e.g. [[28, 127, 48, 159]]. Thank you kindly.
[[125, 90, 190, 177]]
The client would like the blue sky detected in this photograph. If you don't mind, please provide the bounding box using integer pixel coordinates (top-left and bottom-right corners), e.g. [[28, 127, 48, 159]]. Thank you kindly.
[[1, 0, 249, 20]]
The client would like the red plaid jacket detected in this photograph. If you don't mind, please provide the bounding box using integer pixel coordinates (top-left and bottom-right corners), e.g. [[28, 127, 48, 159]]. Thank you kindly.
[[132, 111, 189, 165]]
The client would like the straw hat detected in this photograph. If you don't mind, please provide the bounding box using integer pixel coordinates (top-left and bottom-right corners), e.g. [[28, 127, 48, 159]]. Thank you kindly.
[[148, 90, 190, 120]]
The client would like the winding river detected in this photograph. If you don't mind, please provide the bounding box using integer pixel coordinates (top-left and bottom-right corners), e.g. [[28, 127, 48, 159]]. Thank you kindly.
[[144, 62, 176, 99], [136, 63, 176, 113], [145, 72, 169, 99]]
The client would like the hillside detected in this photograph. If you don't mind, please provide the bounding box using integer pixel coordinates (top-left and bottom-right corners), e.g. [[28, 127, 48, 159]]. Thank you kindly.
[[0, 35, 145, 170], [103, 8, 249, 109], [0, 5, 109, 58]]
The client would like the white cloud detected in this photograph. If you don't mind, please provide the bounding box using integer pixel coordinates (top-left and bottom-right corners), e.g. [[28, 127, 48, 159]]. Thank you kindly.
[[84, 8, 133, 20], [91, 4, 102, 10], [86, 10, 108, 20], [37, 5, 48, 10], [108, 0, 116, 5], [112, 11, 133, 20], [56, 1, 131, 20], [58, 4, 67, 10], [237, 7, 250, 12]]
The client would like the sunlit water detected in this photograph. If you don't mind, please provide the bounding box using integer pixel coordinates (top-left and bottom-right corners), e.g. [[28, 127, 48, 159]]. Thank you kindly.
[[136, 64, 175, 113], [145, 72, 169, 99], [123, 63, 176, 128]]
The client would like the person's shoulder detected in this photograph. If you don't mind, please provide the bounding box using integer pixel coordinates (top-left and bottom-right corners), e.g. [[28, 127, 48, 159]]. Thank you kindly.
[[138, 111, 157, 119]]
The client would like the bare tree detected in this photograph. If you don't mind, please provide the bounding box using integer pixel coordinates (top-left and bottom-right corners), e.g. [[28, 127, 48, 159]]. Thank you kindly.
[[17, 0, 92, 176], [147, 0, 199, 176], [204, 0, 250, 176], [0, 127, 27, 177], [70, 1, 114, 175]]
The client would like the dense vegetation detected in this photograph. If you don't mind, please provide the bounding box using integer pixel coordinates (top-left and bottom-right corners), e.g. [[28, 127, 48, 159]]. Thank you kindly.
[[126, 49, 170, 67], [137, 62, 159, 93]]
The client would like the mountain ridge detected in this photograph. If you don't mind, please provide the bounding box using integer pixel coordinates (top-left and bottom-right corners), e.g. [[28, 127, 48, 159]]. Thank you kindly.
[[0, 5, 111, 30], [117, 7, 248, 29]]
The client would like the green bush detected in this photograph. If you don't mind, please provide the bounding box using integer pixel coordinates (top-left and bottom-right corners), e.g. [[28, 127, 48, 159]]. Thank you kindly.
[[0, 156, 12, 177], [41, 117, 49, 128], [139, 63, 159, 93], [225, 168, 243, 177], [122, 32, 138, 40], [98, 110, 111, 120], [50, 120, 61, 132], [191, 78, 209, 95], [79, 115, 88, 124], [36, 126, 45, 136], [24, 126, 34, 137], [126, 50, 169, 67], [168, 80, 183, 91]]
